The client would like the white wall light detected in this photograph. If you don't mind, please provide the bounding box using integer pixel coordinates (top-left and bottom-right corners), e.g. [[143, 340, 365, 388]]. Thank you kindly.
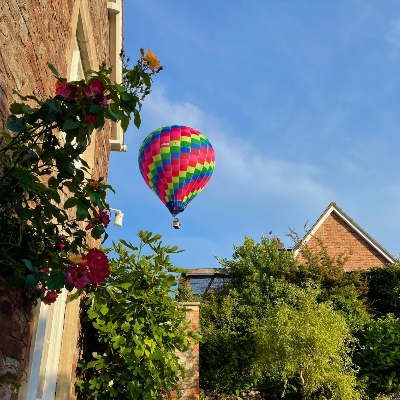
[[110, 208, 124, 227]]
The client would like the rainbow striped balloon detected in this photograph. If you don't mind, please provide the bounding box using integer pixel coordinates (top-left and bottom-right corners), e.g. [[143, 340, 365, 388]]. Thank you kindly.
[[138, 125, 216, 216]]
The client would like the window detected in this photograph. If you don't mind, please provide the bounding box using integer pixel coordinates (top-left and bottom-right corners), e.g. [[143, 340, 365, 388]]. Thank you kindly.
[[24, 23, 88, 400]]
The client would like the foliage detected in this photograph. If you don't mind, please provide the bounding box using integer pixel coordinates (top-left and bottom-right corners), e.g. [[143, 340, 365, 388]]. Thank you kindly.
[[76, 231, 200, 400], [200, 235, 369, 398], [176, 275, 196, 302], [0, 49, 162, 302], [255, 285, 361, 400], [360, 263, 400, 318], [354, 314, 400, 399], [200, 237, 296, 394], [288, 238, 370, 331]]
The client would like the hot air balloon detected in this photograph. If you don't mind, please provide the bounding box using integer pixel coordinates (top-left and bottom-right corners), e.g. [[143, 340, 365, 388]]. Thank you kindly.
[[138, 125, 215, 228]]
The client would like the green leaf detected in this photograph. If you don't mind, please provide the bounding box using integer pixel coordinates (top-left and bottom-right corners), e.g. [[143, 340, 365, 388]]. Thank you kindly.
[[108, 103, 122, 121], [91, 225, 105, 240], [121, 113, 130, 132], [76, 199, 89, 220], [22, 104, 33, 114], [134, 110, 141, 129], [22, 259, 34, 271], [102, 231, 109, 245], [89, 104, 103, 115], [48, 177, 59, 188], [105, 285, 122, 301], [9, 103, 24, 114], [46, 271, 66, 290], [47, 63, 59, 77], [68, 288, 84, 302], [142, 73, 151, 87], [62, 119, 81, 131], [100, 304, 109, 315], [12, 90, 43, 105], [18, 171, 34, 183], [0, 131, 13, 143], [40, 99, 61, 123], [7, 115, 26, 133], [64, 197, 79, 209], [25, 274, 39, 288]]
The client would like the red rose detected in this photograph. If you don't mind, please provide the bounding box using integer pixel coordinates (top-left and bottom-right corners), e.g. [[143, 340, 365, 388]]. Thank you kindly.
[[43, 290, 58, 305]]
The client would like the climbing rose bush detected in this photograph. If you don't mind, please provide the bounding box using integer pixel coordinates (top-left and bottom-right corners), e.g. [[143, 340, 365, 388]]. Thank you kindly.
[[0, 49, 162, 303]]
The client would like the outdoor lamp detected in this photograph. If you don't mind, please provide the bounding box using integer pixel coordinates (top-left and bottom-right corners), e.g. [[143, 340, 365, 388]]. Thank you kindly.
[[110, 208, 124, 227]]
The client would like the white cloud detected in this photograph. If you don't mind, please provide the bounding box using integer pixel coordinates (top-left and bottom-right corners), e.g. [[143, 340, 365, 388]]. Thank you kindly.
[[140, 87, 334, 209]]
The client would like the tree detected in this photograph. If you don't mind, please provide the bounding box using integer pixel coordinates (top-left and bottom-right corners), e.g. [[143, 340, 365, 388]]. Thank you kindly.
[[354, 314, 400, 399], [287, 238, 369, 331], [361, 263, 400, 318], [76, 231, 200, 400], [200, 235, 367, 398], [200, 236, 296, 394], [255, 286, 361, 400]]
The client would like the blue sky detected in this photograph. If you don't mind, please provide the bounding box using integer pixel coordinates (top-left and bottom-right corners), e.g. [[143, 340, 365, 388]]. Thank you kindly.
[[106, 0, 400, 269]]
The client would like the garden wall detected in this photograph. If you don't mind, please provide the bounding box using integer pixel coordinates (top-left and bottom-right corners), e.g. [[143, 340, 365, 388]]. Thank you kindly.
[[177, 303, 200, 400]]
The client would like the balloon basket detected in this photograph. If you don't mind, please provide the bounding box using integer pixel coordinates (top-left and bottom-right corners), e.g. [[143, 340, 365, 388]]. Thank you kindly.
[[172, 218, 181, 229]]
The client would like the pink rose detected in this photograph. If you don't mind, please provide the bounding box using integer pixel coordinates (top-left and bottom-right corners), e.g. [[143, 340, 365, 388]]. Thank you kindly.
[[55, 82, 77, 100], [66, 265, 90, 288], [82, 79, 105, 104], [85, 249, 110, 286]]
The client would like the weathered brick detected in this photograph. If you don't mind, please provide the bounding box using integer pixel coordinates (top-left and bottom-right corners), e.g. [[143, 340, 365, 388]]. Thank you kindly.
[[0, 386, 12, 400], [2, 337, 24, 360], [0, 315, 13, 336], [0, 300, 12, 317]]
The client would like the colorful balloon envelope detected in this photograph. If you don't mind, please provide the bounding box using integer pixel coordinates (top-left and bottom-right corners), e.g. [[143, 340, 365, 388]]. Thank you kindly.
[[138, 125, 216, 216]]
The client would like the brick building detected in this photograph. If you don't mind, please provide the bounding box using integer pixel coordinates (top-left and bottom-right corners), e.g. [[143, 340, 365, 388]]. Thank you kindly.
[[294, 202, 395, 270], [0, 1, 124, 399], [183, 202, 395, 296]]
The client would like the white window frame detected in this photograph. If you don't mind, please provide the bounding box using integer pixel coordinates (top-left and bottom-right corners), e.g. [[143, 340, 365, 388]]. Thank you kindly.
[[25, 29, 87, 400], [108, 0, 126, 152]]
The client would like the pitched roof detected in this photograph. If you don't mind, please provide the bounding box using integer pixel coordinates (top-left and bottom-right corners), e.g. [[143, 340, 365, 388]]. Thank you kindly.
[[293, 202, 396, 264]]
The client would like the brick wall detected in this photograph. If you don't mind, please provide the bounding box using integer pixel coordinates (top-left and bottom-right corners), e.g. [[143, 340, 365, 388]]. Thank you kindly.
[[0, 0, 111, 178], [178, 303, 200, 400], [0, 279, 33, 400], [0, 0, 112, 398], [297, 212, 388, 271]]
